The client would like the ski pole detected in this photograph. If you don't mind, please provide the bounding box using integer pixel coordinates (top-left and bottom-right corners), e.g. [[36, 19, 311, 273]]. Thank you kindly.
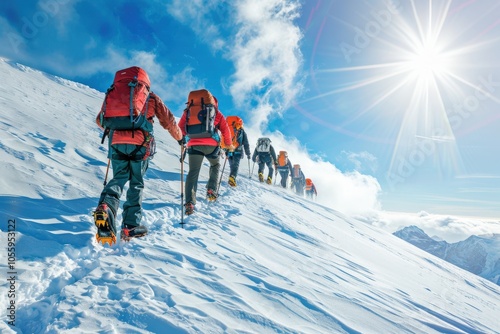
[[180, 145, 186, 227], [216, 154, 228, 198], [103, 159, 111, 186]]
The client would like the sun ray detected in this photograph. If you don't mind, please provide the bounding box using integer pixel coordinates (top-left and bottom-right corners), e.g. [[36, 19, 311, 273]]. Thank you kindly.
[[340, 75, 415, 127], [301, 63, 412, 103]]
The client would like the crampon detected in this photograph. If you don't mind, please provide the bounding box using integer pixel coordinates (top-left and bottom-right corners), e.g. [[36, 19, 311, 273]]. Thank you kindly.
[[93, 204, 117, 246], [207, 189, 218, 202], [121, 225, 148, 242]]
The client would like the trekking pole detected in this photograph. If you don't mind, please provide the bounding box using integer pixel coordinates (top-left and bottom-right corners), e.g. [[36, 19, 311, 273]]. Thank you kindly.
[[274, 168, 278, 185], [216, 154, 228, 198], [103, 159, 111, 186], [180, 145, 187, 227], [248, 158, 251, 178], [250, 161, 255, 179]]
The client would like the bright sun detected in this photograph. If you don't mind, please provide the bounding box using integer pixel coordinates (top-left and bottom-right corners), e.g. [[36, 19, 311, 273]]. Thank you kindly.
[[408, 42, 446, 79], [306, 0, 475, 178]]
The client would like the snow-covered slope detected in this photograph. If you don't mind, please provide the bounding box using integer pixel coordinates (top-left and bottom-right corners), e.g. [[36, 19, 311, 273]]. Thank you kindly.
[[395, 226, 500, 285], [1, 58, 500, 333]]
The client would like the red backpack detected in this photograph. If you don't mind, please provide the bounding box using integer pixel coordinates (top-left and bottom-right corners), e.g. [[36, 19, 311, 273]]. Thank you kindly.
[[184, 89, 218, 138], [99, 67, 151, 134]]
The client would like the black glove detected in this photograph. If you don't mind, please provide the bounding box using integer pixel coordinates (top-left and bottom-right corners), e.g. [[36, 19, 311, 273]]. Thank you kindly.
[[177, 136, 186, 146]]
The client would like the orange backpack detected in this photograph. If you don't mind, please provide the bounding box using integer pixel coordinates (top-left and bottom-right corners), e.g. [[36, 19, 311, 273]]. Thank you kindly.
[[278, 151, 288, 167], [221, 116, 243, 149], [305, 178, 313, 190], [184, 89, 217, 138], [292, 164, 301, 178]]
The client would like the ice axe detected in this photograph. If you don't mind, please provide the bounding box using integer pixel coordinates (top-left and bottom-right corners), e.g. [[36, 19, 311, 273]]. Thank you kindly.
[[179, 145, 187, 227]]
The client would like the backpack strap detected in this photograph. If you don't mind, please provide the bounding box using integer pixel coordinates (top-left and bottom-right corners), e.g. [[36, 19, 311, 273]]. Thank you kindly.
[[101, 84, 114, 116], [101, 128, 110, 145], [129, 130, 149, 157], [183, 107, 189, 134], [99, 85, 115, 142], [128, 79, 138, 122]]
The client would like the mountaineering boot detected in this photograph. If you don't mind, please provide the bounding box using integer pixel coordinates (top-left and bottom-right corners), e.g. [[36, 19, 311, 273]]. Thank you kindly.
[[207, 189, 218, 201], [266, 176, 272, 185], [93, 203, 117, 246], [258, 173, 264, 183], [121, 224, 148, 242], [228, 175, 237, 187], [185, 202, 195, 215]]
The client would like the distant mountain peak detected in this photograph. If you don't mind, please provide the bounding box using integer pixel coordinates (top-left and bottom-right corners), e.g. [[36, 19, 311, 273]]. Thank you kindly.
[[395, 225, 500, 286]]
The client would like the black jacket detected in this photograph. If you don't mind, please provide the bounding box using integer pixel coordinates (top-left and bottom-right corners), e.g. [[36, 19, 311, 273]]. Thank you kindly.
[[252, 145, 277, 164], [234, 128, 251, 157]]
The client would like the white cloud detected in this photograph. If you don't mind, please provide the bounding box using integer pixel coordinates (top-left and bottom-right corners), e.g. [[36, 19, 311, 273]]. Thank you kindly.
[[365, 210, 500, 243], [245, 128, 382, 215], [342, 150, 378, 173], [35, 0, 81, 38], [0, 18, 21, 57], [165, 0, 226, 51], [229, 0, 303, 129]]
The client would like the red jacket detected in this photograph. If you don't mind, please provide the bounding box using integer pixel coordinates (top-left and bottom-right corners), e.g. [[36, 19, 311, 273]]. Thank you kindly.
[[178, 109, 232, 148], [96, 92, 183, 145]]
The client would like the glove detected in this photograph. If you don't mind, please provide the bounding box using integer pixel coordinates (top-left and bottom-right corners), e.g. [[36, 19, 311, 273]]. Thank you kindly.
[[177, 136, 186, 146], [227, 144, 235, 152]]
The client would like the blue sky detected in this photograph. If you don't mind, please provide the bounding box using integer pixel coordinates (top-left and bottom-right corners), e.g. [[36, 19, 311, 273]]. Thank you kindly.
[[1, 0, 500, 218]]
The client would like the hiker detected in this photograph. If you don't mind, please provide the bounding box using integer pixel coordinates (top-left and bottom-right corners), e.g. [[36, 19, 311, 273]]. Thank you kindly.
[[251, 137, 277, 184], [222, 116, 251, 187], [178, 89, 233, 215], [291, 164, 306, 196], [276, 150, 293, 188], [305, 178, 317, 199], [94, 71, 182, 245]]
